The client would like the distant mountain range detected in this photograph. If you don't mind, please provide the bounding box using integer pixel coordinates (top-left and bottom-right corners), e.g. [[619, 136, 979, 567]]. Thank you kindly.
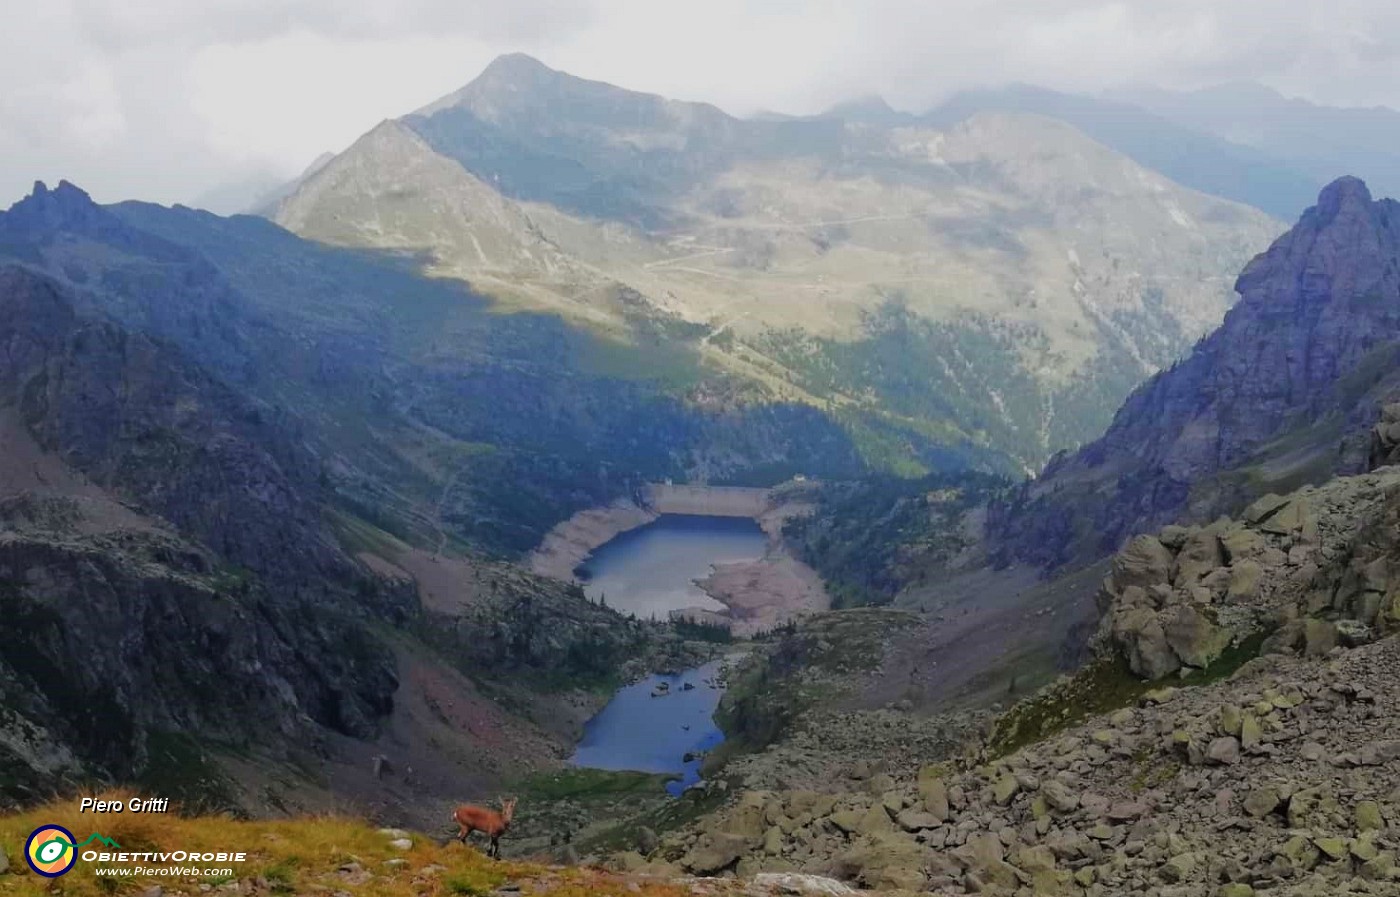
[[926, 84, 1324, 219], [270, 53, 1283, 474], [1112, 82, 1400, 203]]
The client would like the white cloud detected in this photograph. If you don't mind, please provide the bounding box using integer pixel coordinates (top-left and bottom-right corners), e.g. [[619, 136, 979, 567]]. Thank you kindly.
[[5, 0, 1400, 211]]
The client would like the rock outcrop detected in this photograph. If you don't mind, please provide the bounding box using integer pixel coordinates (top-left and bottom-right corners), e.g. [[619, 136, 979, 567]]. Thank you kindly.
[[630, 465, 1400, 894], [993, 177, 1400, 571], [654, 626, 1400, 895], [1096, 468, 1400, 680]]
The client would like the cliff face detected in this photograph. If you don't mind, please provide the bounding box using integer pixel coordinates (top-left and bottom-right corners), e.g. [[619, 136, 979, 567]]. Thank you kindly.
[[994, 177, 1400, 570], [0, 266, 405, 800], [0, 265, 354, 596]]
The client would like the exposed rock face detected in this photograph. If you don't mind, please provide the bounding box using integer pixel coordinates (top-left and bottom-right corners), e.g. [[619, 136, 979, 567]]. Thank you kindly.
[[0, 265, 359, 599], [0, 266, 404, 798], [1369, 402, 1400, 468], [1096, 468, 1400, 680], [993, 177, 1400, 571]]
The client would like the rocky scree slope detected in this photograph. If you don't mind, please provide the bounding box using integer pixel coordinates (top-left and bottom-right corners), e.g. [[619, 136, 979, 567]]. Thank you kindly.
[[630, 468, 1400, 894], [992, 176, 1400, 572]]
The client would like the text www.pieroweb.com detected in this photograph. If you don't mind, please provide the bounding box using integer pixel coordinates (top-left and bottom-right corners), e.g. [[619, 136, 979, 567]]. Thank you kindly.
[[87, 850, 244, 879]]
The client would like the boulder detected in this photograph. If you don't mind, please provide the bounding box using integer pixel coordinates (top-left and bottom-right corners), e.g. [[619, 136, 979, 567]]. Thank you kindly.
[[1159, 852, 1196, 882], [952, 833, 1021, 891], [918, 767, 950, 821], [1303, 619, 1338, 656], [1011, 844, 1057, 873], [607, 851, 646, 872], [682, 832, 750, 874], [830, 804, 893, 837], [895, 809, 942, 833], [1041, 779, 1079, 814], [1226, 560, 1263, 601], [1240, 714, 1263, 752], [1278, 835, 1321, 871], [1243, 787, 1279, 818], [724, 791, 770, 843], [1357, 800, 1385, 832], [1112, 608, 1181, 679], [992, 773, 1020, 805], [1314, 836, 1349, 862], [829, 810, 863, 835], [1220, 526, 1265, 562], [1172, 530, 1223, 587], [833, 833, 929, 891], [1258, 497, 1309, 535], [1112, 536, 1174, 590], [1164, 605, 1231, 668], [749, 873, 856, 896], [1206, 736, 1241, 765], [1243, 493, 1288, 525]]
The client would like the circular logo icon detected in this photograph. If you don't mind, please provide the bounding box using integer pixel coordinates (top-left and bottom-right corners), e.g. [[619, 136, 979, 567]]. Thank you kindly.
[[25, 824, 78, 877]]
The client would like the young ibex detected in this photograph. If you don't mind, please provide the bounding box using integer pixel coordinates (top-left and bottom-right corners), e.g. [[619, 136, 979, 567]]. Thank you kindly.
[[452, 797, 517, 859]]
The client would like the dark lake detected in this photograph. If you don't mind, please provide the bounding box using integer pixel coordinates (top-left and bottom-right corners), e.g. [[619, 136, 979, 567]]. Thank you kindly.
[[570, 515, 763, 793], [575, 514, 767, 620], [570, 658, 728, 794]]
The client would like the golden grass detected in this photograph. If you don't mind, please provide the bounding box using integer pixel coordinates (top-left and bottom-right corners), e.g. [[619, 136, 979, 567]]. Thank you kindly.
[[0, 792, 693, 897]]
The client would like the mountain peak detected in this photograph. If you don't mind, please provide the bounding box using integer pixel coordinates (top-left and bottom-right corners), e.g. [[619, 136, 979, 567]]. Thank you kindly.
[[1315, 175, 1373, 218], [479, 52, 553, 79], [412, 53, 574, 118], [5, 179, 105, 229], [994, 170, 1400, 570], [822, 95, 910, 125]]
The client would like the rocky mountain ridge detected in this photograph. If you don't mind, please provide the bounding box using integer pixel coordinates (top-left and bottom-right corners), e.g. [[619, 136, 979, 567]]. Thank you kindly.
[[992, 176, 1400, 571]]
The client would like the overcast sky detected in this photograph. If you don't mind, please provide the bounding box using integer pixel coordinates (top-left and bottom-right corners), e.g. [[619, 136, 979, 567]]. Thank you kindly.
[[6, 0, 1400, 211]]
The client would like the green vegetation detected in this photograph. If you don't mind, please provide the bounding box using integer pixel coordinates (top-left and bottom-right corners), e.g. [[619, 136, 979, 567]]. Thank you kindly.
[[716, 609, 917, 749], [0, 793, 691, 897], [136, 731, 240, 815], [514, 768, 675, 802], [988, 629, 1271, 757], [671, 618, 734, 643], [784, 470, 1010, 606]]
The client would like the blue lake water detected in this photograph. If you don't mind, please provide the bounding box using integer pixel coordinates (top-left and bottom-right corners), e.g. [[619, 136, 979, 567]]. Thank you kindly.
[[570, 515, 763, 793], [575, 514, 767, 620], [571, 658, 728, 794]]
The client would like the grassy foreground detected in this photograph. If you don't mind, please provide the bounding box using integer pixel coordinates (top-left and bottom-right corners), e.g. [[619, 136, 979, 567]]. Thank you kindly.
[[0, 793, 693, 897]]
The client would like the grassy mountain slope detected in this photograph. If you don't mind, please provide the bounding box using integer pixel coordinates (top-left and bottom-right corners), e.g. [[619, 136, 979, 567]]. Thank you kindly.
[[929, 83, 1322, 218], [273, 55, 1283, 474]]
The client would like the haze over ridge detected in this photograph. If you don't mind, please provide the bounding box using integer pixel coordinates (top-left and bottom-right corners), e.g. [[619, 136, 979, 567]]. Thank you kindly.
[[9, 0, 1400, 211]]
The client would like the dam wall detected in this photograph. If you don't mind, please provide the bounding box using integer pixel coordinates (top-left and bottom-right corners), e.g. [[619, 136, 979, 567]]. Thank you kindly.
[[643, 483, 770, 517]]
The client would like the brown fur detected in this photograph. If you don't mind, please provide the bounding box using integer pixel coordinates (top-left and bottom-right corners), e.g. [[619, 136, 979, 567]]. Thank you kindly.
[[452, 797, 517, 858]]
